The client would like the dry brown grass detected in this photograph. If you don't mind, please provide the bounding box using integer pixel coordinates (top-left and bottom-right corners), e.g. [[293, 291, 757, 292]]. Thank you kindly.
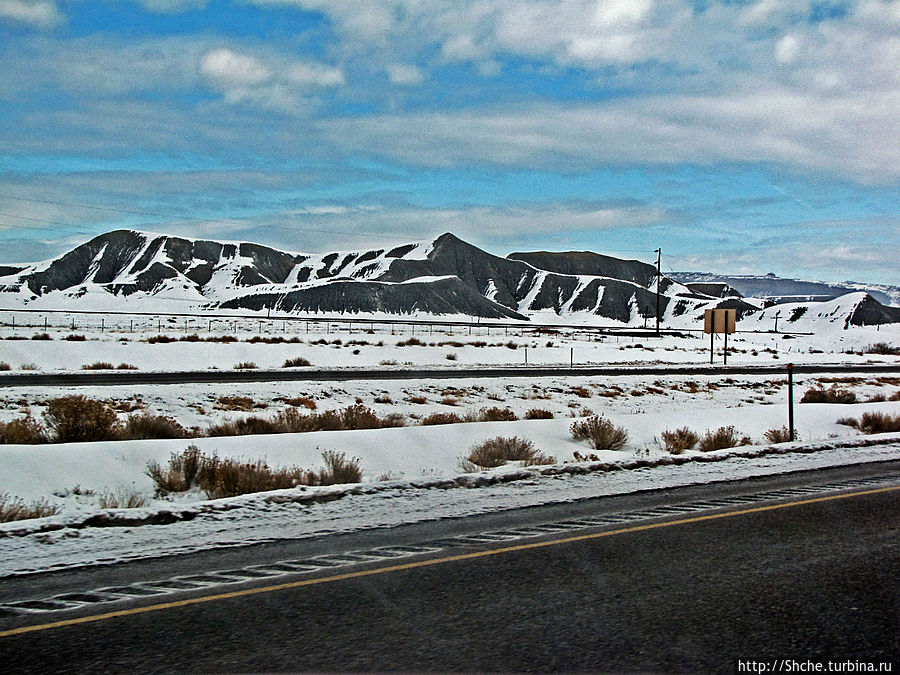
[[0, 493, 60, 522], [98, 487, 150, 509], [278, 396, 318, 410], [571, 386, 592, 398], [215, 396, 267, 412], [524, 408, 554, 420], [764, 426, 795, 444]]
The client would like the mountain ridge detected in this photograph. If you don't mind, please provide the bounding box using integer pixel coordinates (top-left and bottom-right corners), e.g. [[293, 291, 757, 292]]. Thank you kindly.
[[0, 229, 895, 328]]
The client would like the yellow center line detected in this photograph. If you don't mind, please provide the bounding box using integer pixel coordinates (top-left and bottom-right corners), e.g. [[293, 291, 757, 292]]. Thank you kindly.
[[1, 484, 897, 639]]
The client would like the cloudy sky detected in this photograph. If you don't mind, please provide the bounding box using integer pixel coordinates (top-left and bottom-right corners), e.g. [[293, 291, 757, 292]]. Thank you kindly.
[[1, 0, 898, 284]]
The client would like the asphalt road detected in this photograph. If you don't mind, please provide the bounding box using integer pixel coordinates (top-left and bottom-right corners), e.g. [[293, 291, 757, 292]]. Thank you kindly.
[[1, 362, 899, 387], [1, 463, 898, 673]]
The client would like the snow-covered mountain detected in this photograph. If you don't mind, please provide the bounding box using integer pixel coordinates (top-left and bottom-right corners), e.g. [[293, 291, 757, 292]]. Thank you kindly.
[[0, 229, 895, 328], [670, 271, 900, 307]]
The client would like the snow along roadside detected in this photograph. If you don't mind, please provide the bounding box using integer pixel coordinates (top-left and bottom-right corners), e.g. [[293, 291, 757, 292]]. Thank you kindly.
[[3, 433, 899, 539]]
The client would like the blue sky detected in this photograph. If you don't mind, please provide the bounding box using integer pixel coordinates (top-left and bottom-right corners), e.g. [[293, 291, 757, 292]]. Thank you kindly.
[[1, 0, 898, 285]]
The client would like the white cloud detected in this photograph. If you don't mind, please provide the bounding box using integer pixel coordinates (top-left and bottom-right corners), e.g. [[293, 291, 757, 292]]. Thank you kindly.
[[0, 0, 62, 29], [386, 64, 424, 85], [287, 62, 345, 87], [200, 48, 271, 86], [774, 34, 800, 65], [139, 0, 208, 12]]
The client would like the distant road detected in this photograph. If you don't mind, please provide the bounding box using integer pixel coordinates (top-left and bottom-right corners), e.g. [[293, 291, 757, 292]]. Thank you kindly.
[[1, 463, 897, 672], [0, 362, 899, 387]]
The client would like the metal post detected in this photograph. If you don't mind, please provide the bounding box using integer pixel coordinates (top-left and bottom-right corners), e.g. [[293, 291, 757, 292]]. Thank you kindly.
[[710, 313, 715, 364], [524, 347, 528, 365], [787, 363, 795, 441], [724, 328, 728, 366], [655, 247, 661, 336], [101, 318, 104, 332], [570, 347, 574, 368], [44, 317, 48, 330]]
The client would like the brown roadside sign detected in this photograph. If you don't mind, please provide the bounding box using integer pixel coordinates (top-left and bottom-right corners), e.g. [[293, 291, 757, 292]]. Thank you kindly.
[[704, 308, 736, 334]]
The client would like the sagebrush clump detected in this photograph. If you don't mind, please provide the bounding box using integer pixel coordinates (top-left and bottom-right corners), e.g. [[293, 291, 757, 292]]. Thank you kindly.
[[43, 395, 121, 443], [660, 427, 699, 454], [570, 415, 628, 451], [146, 445, 361, 498], [800, 384, 857, 404], [461, 436, 554, 471], [697, 426, 752, 452]]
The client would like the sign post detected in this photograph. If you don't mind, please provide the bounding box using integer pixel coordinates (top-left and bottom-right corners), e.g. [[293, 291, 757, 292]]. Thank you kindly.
[[704, 308, 736, 365], [787, 363, 795, 441]]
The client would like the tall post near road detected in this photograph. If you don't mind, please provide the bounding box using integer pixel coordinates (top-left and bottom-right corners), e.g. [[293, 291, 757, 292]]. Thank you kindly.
[[655, 248, 661, 336], [787, 363, 795, 441]]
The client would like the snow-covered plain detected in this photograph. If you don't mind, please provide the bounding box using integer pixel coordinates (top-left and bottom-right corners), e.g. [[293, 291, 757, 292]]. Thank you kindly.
[[0, 313, 898, 576]]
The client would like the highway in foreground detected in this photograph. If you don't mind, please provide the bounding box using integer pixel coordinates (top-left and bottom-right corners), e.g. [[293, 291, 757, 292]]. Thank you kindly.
[[1, 462, 897, 672], [1, 362, 899, 387]]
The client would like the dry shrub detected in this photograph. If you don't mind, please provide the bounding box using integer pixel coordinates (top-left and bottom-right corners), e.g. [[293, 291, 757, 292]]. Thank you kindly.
[[146, 445, 360, 498], [697, 426, 752, 452], [440, 396, 460, 406], [280, 396, 317, 410], [207, 416, 280, 436], [146, 335, 176, 343], [43, 395, 121, 442], [215, 396, 264, 412], [0, 493, 60, 522], [146, 445, 203, 494], [836, 416, 859, 428], [421, 412, 463, 426], [122, 412, 190, 440], [374, 394, 393, 405], [207, 405, 405, 437], [0, 414, 47, 444], [660, 427, 699, 454], [445, 353, 458, 361], [234, 361, 258, 370], [524, 408, 554, 420], [462, 436, 554, 471], [116, 363, 138, 370], [316, 450, 363, 485], [476, 406, 518, 422], [858, 412, 900, 434], [570, 415, 628, 451], [800, 385, 857, 404], [396, 337, 425, 347], [408, 395, 427, 404], [64, 334, 86, 341], [31, 332, 51, 340], [865, 342, 900, 355], [283, 356, 312, 368], [571, 386, 592, 399], [340, 403, 382, 430], [98, 487, 150, 509], [0, 362, 10, 371], [889, 391, 900, 402], [82, 361, 115, 370], [764, 426, 796, 444]]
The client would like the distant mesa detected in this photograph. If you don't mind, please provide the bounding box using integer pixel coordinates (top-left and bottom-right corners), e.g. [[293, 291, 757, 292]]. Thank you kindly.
[[0, 229, 896, 328]]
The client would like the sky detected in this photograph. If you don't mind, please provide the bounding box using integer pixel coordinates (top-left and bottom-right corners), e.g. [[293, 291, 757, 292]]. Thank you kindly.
[[0, 0, 898, 285]]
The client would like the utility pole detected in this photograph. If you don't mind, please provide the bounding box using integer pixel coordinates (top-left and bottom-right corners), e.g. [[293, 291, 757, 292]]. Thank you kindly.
[[654, 248, 661, 336]]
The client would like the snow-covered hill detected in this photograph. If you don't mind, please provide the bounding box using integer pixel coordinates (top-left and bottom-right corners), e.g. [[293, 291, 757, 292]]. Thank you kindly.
[[0, 229, 896, 329]]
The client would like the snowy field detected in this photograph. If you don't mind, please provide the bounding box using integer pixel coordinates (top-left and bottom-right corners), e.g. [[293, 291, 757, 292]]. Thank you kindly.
[[0, 312, 898, 575]]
